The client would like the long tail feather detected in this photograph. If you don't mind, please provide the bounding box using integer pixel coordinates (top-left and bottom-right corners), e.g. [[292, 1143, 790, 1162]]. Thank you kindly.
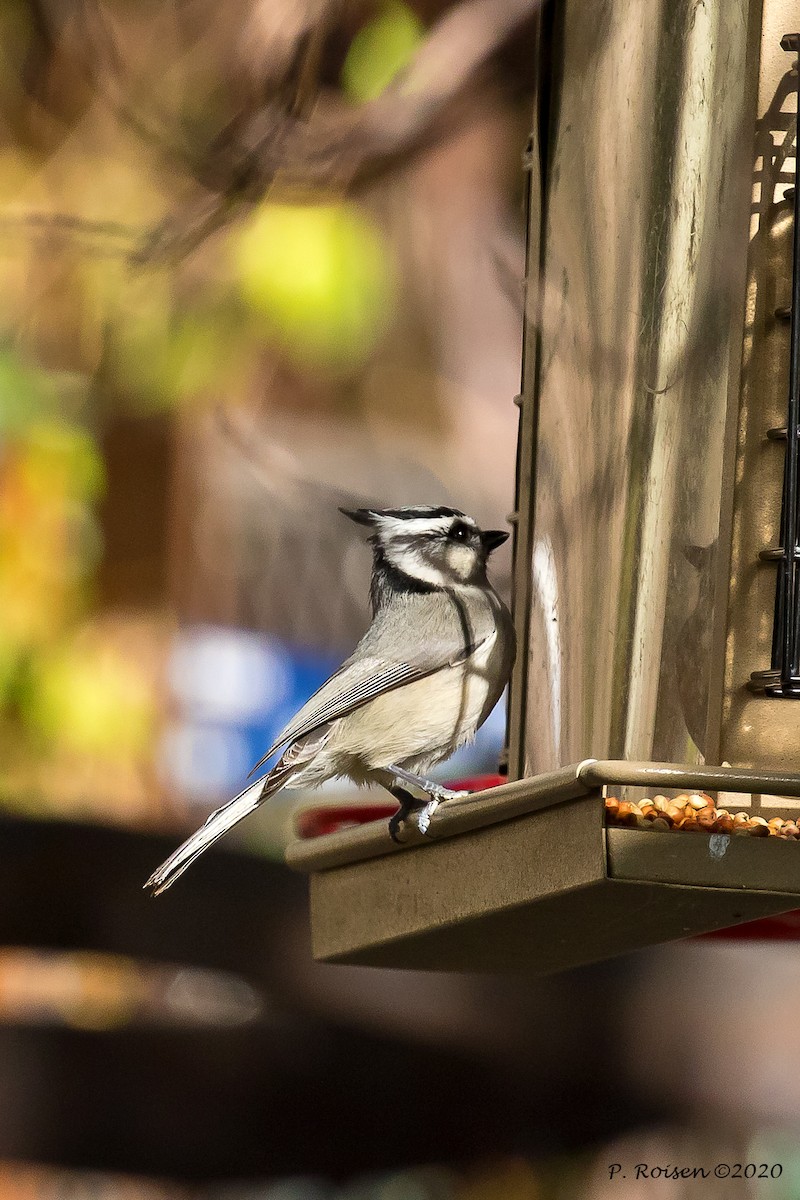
[[145, 771, 280, 896]]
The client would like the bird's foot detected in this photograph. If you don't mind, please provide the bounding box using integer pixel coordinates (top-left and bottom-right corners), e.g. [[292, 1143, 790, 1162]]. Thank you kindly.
[[416, 787, 470, 837], [382, 772, 470, 842]]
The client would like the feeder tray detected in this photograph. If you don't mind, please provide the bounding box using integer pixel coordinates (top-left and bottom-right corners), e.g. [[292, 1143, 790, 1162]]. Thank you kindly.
[[287, 761, 800, 974]]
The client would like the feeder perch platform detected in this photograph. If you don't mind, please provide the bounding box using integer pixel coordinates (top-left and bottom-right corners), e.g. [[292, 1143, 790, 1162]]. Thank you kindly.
[[286, 761, 800, 974]]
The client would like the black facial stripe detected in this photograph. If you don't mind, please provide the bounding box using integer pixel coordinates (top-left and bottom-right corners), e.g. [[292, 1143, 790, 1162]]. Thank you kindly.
[[370, 546, 440, 612], [375, 506, 467, 521]]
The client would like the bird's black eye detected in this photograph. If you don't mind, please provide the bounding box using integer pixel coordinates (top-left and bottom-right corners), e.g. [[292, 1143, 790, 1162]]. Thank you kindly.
[[449, 521, 471, 542]]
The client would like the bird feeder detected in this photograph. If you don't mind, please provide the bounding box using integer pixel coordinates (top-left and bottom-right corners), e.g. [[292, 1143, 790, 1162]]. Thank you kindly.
[[291, 0, 800, 972]]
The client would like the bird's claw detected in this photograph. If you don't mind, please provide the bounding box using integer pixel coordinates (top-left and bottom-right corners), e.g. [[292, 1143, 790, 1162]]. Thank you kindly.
[[388, 813, 406, 844], [416, 799, 439, 836], [429, 785, 469, 803], [387, 785, 470, 842], [417, 788, 469, 836]]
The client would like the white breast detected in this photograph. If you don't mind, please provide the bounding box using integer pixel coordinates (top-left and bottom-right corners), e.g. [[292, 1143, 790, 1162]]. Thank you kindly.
[[327, 628, 501, 777]]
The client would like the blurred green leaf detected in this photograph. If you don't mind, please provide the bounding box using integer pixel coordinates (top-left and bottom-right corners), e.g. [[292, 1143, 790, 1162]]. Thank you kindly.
[[341, 1, 424, 103], [22, 641, 154, 757], [22, 420, 106, 502], [0, 348, 55, 435]]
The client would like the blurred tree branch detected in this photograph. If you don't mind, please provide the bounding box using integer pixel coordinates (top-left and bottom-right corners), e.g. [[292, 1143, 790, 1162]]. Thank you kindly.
[[75, 0, 203, 168], [31, 0, 541, 262]]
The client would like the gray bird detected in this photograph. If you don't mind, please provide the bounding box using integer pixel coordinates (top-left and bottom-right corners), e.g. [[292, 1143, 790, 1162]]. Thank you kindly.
[[145, 505, 515, 895]]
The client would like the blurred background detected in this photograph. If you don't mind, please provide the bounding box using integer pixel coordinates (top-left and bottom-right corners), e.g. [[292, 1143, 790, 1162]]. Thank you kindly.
[[0, 0, 799, 1196]]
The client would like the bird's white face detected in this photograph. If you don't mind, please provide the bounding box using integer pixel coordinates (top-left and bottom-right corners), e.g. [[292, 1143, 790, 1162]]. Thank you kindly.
[[340, 505, 510, 590], [372, 510, 491, 588]]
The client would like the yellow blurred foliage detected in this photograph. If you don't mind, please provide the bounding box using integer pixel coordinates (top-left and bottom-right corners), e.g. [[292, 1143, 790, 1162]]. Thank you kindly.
[[341, 1, 425, 102], [233, 201, 394, 371]]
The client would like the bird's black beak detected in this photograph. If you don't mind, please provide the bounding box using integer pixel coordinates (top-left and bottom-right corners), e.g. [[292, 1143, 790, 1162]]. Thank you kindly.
[[339, 507, 380, 527], [482, 529, 510, 553]]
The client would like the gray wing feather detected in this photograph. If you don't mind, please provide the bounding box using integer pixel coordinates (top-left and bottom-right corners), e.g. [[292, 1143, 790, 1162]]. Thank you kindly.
[[248, 590, 492, 776], [144, 773, 272, 895], [146, 726, 332, 895]]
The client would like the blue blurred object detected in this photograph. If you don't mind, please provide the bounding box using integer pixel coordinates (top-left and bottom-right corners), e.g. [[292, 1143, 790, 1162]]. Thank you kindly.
[[162, 625, 340, 804], [161, 625, 506, 804]]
